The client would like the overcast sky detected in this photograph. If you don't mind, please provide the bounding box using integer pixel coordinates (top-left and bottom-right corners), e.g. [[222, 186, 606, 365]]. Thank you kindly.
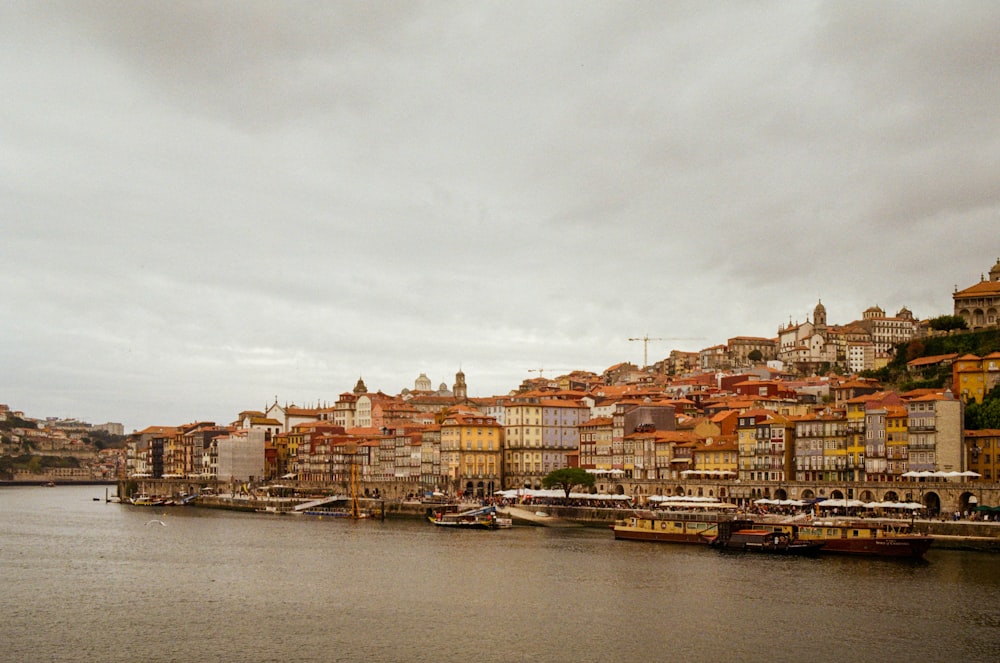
[[2, 2, 998, 432]]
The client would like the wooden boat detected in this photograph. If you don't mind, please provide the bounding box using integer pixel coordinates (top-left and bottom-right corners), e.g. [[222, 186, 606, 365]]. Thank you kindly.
[[612, 503, 746, 544], [130, 494, 168, 506], [707, 521, 825, 555], [757, 518, 933, 559], [428, 505, 511, 529]]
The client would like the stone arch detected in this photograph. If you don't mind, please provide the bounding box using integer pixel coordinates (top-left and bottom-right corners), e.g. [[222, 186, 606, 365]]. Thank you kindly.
[[883, 490, 899, 502], [774, 488, 788, 500], [614, 484, 625, 495], [959, 491, 978, 513], [708, 489, 714, 497], [859, 490, 875, 502], [923, 491, 941, 516], [830, 489, 844, 499], [800, 488, 815, 500], [696, 486, 704, 497], [675, 485, 685, 496]]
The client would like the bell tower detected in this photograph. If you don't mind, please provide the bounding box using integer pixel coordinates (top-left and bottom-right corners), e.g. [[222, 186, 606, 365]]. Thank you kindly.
[[453, 369, 467, 401]]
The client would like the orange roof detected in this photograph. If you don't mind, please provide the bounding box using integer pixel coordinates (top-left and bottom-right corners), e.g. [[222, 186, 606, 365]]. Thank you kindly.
[[955, 279, 1000, 297]]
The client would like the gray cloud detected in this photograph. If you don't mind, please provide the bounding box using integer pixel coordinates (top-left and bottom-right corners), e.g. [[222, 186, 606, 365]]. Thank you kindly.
[[2, 1, 997, 430]]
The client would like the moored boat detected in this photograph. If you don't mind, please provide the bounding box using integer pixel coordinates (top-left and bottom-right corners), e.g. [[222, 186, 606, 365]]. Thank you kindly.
[[129, 494, 168, 506], [612, 502, 746, 544], [757, 518, 933, 559], [428, 505, 511, 529], [708, 521, 825, 555]]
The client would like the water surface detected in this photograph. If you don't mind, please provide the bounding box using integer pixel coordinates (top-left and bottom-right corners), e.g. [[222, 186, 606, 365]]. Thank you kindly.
[[2, 485, 998, 662]]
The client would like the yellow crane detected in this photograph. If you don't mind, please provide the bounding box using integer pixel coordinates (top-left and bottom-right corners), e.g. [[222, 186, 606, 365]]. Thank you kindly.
[[628, 334, 704, 369]]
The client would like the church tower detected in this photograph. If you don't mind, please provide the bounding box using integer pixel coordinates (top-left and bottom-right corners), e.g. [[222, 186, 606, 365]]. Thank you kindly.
[[453, 369, 467, 401], [813, 299, 827, 330], [353, 377, 368, 395]]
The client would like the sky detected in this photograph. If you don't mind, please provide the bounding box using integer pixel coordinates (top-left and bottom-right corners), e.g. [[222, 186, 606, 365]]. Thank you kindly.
[[2, 1, 998, 433]]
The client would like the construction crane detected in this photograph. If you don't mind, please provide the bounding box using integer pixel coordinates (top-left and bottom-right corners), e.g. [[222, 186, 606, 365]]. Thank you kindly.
[[628, 335, 704, 369]]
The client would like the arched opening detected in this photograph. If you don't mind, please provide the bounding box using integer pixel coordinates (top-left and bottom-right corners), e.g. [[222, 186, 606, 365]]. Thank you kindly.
[[859, 490, 875, 502], [614, 484, 625, 495], [464, 481, 474, 497], [831, 489, 844, 500], [675, 486, 685, 496], [774, 488, 787, 500], [697, 486, 704, 497], [960, 492, 978, 514], [762, 487, 771, 499], [923, 491, 941, 516], [800, 489, 815, 500], [883, 490, 899, 502], [476, 481, 485, 498], [708, 489, 714, 497], [719, 487, 728, 498]]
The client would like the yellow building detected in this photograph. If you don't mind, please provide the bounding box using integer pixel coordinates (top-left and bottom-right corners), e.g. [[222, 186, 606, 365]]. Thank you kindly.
[[440, 412, 502, 498], [966, 430, 1000, 482], [885, 405, 909, 477], [692, 434, 738, 475], [952, 353, 1000, 404]]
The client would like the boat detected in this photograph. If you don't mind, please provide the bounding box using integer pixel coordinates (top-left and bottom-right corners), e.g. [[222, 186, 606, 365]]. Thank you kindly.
[[428, 505, 512, 529], [707, 520, 825, 555], [612, 503, 746, 544], [129, 494, 168, 506], [756, 517, 933, 559]]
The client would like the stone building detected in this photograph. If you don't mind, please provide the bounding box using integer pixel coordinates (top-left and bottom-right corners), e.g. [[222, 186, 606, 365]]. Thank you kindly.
[[953, 257, 1000, 330]]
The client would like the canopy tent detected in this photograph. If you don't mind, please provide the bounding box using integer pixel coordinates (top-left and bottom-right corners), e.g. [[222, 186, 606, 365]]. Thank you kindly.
[[862, 501, 924, 510], [817, 499, 867, 508], [901, 470, 980, 478], [753, 498, 808, 507], [494, 488, 631, 501], [648, 495, 737, 509], [680, 470, 736, 477], [584, 469, 626, 475]]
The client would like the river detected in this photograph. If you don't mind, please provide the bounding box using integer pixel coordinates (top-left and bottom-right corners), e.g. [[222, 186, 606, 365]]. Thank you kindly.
[[1, 485, 999, 662]]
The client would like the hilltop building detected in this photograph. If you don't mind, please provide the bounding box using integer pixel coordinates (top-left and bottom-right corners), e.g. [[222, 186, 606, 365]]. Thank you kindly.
[[953, 257, 1000, 330]]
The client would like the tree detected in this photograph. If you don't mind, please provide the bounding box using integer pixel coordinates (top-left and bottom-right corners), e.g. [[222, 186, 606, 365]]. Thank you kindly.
[[541, 468, 595, 499], [747, 349, 763, 363], [928, 315, 968, 332]]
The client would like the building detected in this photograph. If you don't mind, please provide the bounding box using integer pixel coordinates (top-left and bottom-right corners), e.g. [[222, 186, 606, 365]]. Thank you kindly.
[[216, 428, 266, 483], [965, 430, 1000, 482], [906, 392, 964, 473], [952, 353, 1000, 404], [853, 305, 919, 356], [440, 411, 502, 498], [503, 396, 590, 489], [953, 257, 1000, 330]]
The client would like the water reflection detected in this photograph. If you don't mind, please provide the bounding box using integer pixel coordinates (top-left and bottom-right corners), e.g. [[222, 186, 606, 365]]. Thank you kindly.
[[2, 485, 999, 662]]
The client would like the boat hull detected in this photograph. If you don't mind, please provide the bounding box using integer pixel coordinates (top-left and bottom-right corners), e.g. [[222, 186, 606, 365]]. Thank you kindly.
[[810, 536, 933, 558]]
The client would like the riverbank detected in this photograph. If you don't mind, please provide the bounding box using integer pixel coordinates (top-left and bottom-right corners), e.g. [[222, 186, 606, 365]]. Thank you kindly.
[[114, 491, 1000, 553]]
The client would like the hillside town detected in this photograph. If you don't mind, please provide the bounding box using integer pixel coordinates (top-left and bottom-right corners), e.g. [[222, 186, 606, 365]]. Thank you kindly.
[[5, 259, 1000, 516]]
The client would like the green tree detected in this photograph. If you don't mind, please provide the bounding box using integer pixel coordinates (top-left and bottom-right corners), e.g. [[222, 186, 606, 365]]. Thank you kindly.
[[965, 388, 1000, 430], [747, 349, 763, 363], [928, 315, 968, 332], [541, 468, 595, 499]]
